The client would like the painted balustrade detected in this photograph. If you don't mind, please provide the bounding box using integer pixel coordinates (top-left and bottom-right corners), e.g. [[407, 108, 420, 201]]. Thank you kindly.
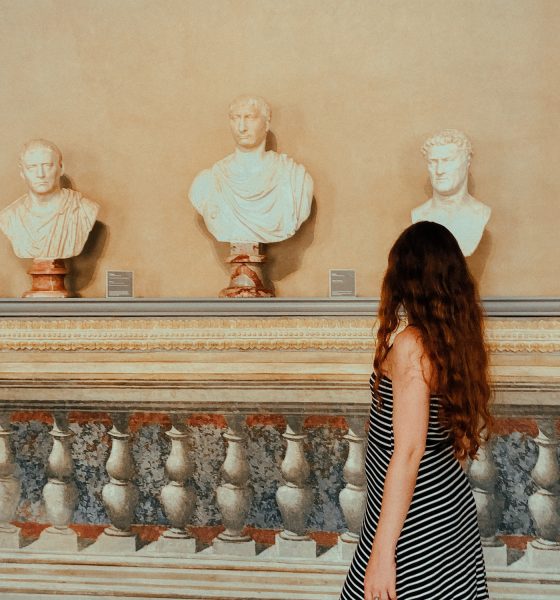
[[338, 416, 367, 560], [468, 436, 507, 566], [32, 411, 79, 551], [275, 414, 316, 557], [527, 417, 560, 567], [0, 405, 559, 575], [86, 412, 139, 553], [214, 413, 255, 555], [157, 413, 196, 553], [0, 412, 21, 548]]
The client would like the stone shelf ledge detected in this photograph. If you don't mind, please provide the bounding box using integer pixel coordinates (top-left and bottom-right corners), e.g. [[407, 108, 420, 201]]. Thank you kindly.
[[0, 296, 558, 318]]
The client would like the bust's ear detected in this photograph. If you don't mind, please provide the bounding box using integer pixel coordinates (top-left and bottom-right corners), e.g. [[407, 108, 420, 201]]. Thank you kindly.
[[59, 161, 65, 177]]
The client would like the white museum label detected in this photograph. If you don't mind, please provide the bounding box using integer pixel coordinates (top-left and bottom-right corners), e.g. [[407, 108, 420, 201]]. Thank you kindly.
[[106, 271, 134, 298], [329, 269, 356, 298]]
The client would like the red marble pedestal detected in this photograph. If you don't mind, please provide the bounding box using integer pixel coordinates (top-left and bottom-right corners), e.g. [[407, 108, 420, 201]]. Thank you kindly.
[[23, 259, 71, 298], [219, 242, 274, 298]]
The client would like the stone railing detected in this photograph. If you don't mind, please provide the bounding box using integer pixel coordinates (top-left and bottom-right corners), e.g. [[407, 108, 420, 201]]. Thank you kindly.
[[0, 312, 558, 599]]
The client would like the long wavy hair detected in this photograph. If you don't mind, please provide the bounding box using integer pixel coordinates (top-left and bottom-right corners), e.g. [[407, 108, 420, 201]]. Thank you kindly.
[[373, 221, 492, 459]]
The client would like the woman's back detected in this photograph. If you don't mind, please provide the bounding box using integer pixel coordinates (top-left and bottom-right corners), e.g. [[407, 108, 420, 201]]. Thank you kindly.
[[339, 221, 491, 600], [340, 373, 489, 600]]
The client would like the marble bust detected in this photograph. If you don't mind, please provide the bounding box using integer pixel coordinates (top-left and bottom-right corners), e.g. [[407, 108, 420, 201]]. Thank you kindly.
[[189, 95, 313, 244], [0, 139, 99, 260], [411, 129, 491, 256]]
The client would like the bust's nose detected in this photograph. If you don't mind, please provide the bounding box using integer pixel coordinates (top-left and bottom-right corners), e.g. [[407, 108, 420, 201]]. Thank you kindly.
[[36, 165, 45, 177], [238, 117, 247, 132]]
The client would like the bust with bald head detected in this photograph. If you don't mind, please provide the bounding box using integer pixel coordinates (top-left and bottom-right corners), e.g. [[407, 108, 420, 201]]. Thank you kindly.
[[0, 139, 99, 260], [189, 95, 313, 244], [411, 129, 491, 257]]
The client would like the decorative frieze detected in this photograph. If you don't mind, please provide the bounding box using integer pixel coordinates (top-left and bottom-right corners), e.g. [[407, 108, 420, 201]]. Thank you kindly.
[[0, 318, 557, 353]]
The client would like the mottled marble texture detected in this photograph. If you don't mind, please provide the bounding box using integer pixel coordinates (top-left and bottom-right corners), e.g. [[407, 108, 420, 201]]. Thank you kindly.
[[493, 432, 538, 535], [9, 417, 541, 536]]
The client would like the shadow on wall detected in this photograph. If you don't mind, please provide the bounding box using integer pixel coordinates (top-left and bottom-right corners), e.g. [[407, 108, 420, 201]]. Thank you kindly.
[[467, 228, 491, 284], [67, 221, 108, 297], [266, 197, 316, 284], [62, 175, 108, 296], [464, 173, 492, 283]]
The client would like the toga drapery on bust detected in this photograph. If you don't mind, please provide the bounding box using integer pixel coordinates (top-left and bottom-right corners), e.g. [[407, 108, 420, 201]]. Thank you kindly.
[[189, 151, 313, 244], [0, 188, 99, 259]]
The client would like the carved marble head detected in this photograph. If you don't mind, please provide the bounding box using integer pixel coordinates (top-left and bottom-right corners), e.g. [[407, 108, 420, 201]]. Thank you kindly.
[[421, 129, 472, 197], [228, 95, 271, 151], [19, 139, 63, 197]]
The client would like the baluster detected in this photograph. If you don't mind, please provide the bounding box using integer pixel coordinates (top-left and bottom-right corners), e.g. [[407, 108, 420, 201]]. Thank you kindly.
[[337, 416, 367, 560], [527, 418, 560, 568], [86, 412, 138, 553], [0, 412, 21, 548], [214, 414, 255, 556], [468, 436, 507, 566], [32, 412, 78, 551], [275, 415, 315, 558], [156, 414, 196, 554]]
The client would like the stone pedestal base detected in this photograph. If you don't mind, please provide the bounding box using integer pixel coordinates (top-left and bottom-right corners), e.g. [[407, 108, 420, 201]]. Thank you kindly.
[[29, 526, 78, 552], [0, 524, 21, 549], [148, 535, 196, 555], [219, 242, 273, 298], [213, 536, 256, 557], [482, 541, 508, 567], [274, 531, 316, 559], [319, 536, 358, 562], [82, 529, 138, 555], [23, 259, 71, 298], [526, 539, 560, 569], [336, 536, 358, 561]]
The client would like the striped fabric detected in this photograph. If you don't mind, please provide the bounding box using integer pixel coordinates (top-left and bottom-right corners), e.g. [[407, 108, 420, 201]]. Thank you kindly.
[[339, 375, 489, 599]]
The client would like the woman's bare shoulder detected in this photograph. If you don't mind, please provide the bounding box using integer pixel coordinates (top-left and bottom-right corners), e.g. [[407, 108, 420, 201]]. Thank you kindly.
[[390, 326, 433, 385], [392, 326, 424, 356]]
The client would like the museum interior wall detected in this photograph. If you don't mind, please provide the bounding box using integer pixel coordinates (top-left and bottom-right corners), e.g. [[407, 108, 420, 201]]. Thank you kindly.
[[0, 2, 558, 598], [0, 0, 558, 298]]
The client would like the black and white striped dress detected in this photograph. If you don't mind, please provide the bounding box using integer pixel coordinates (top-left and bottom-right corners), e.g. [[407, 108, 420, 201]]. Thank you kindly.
[[340, 374, 489, 599]]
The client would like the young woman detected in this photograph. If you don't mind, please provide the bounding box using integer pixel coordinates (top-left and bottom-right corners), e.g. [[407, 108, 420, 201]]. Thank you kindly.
[[340, 221, 492, 600]]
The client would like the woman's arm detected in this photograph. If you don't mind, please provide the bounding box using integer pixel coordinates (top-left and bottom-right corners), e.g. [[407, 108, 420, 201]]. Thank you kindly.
[[364, 327, 431, 600]]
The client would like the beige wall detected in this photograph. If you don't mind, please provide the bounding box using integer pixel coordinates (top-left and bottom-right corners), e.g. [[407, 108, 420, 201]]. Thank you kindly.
[[0, 0, 557, 298]]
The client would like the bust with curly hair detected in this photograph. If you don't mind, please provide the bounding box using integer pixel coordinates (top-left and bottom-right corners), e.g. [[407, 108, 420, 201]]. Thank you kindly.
[[411, 129, 491, 256]]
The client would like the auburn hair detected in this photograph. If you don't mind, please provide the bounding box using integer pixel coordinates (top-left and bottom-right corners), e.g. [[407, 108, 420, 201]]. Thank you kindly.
[[373, 221, 492, 459]]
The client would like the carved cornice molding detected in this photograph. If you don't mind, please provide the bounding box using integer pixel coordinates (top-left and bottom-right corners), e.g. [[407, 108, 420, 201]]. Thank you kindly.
[[0, 317, 557, 353], [485, 319, 560, 353]]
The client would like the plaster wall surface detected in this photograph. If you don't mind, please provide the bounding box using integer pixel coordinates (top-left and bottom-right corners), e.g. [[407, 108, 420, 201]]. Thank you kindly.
[[0, 0, 557, 298]]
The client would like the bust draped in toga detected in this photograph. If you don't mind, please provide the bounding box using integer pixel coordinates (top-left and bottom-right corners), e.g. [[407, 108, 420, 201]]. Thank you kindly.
[[0, 187, 98, 259], [189, 95, 313, 244], [0, 139, 99, 260]]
